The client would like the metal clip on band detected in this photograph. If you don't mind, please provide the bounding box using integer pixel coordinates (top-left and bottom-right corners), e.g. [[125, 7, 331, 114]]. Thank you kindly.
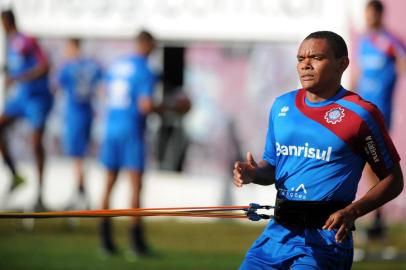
[[245, 203, 273, 221]]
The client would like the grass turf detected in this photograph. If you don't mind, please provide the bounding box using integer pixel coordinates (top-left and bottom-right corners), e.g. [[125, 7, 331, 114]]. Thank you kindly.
[[0, 219, 405, 269]]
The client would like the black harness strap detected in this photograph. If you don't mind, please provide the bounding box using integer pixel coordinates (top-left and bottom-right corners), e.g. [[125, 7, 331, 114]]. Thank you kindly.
[[274, 198, 355, 230]]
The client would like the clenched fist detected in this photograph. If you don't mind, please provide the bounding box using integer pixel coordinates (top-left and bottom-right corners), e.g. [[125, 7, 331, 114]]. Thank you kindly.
[[233, 152, 258, 187]]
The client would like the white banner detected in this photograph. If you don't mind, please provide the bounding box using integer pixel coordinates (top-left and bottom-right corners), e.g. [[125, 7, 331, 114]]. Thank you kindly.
[[11, 0, 350, 42]]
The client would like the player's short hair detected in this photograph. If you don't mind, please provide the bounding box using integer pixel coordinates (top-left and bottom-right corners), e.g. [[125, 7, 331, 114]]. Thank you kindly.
[[68, 38, 81, 48], [367, 0, 384, 14], [1, 10, 16, 26], [304, 31, 348, 59], [136, 30, 155, 43]]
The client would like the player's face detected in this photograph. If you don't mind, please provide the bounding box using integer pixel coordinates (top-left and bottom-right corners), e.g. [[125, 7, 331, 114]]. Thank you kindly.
[[1, 16, 12, 33], [64, 41, 79, 59], [137, 40, 155, 56], [296, 38, 346, 95], [365, 6, 382, 29]]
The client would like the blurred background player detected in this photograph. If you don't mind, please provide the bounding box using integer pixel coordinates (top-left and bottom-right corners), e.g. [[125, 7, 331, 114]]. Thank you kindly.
[[99, 30, 157, 257], [355, 0, 406, 239], [0, 10, 53, 210], [57, 38, 102, 210]]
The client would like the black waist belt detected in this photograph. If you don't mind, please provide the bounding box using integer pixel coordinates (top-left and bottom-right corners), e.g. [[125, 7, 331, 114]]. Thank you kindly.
[[274, 198, 354, 230]]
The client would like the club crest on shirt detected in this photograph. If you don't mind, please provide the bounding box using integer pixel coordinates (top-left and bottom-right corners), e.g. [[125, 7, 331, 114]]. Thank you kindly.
[[324, 107, 345, 124]]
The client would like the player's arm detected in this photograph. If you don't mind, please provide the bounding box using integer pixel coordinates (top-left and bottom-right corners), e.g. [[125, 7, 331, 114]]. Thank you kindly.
[[138, 97, 154, 115], [137, 67, 157, 115], [54, 64, 69, 95], [17, 58, 49, 82], [395, 48, 406, 74], [324, 105, 403, 243], [234, 100, 277, 187], [389, 34, 406, 74], [234, 101, 277, 187], [13, 38, 49, 82], [346, 163, 403, 220], [349, 107, 404, 218], [324, 164, 403, 243], [138, 95, 177, 115], [233, 152, 275, 187]]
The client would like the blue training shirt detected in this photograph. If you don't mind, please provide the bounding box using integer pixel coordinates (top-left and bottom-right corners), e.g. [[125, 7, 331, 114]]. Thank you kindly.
[[6, 33, 50, 98], [357, 30, 406, 127], [58, 57, 102, 116], [104, 54, 155, 138], [264, 87, 399, 202], [262, 87, 400, 248]]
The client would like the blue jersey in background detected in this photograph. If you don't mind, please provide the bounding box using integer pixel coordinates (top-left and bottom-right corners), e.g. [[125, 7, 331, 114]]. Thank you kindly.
[[58, 58, 102, 157], [357, 30, 406, 128], [100, 54, 155, 170], [58, 58, 102, 114], [4, 33, 52, 129]]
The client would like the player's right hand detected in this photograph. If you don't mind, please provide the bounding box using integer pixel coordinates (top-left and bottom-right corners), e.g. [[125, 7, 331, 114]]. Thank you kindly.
[[233, 152, 257, 187]]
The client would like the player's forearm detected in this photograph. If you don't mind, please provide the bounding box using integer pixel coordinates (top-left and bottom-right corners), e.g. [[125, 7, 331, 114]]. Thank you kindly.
[[252, 160, 275, 186], [345, 164, 403, 220]]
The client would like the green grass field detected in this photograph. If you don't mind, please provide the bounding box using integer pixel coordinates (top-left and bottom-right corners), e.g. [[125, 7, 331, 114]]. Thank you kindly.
[[0, 219, 406, 270]]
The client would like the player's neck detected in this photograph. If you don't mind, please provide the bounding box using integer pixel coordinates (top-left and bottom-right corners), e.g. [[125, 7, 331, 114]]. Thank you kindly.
[[368, 24, 384, 33], [69, 53, 80, 60], [135, 47, 150, 58], [7, 28, 17, 36], [306, 85, 342, 103]]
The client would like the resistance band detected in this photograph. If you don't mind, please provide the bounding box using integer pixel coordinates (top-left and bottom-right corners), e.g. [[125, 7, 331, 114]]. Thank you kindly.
[[0, 204, 274, 221]]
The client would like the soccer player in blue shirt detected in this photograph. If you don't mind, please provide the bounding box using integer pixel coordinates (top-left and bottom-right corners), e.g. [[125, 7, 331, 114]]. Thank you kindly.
[[0, 10, 53, 210], [234, 31, 403, 270], [99, 31, 157, 257], [57, 38, 102, 210], [355, 0, 406, 239]]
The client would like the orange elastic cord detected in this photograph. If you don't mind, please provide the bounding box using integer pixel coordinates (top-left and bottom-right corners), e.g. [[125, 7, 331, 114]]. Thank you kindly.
[[0, 206, 251, 219]]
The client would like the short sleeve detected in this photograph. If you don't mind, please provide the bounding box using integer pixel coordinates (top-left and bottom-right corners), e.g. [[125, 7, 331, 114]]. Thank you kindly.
[[381, 34, 406, 59], [57, 64, 69, 88], [137, 67, 155, 98], [89, 61, 103, 88], [24, 37, 48, 65], [95, 64, 104, 82], [357, 106, 400, 179], [392, 35, 406, 58], [262, 105, 276, 166]]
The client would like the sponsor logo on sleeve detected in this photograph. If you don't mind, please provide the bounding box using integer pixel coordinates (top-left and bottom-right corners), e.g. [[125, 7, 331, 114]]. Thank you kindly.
[[364, 136, 380, 163]]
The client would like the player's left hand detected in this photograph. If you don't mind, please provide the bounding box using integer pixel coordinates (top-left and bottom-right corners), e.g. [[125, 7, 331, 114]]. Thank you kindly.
[[322, 208, 356, 243]]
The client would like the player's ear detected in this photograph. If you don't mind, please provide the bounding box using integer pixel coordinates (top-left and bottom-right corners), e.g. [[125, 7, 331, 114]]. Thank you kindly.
[[338, 56, 349, 73], [340, 56, 350, 72]]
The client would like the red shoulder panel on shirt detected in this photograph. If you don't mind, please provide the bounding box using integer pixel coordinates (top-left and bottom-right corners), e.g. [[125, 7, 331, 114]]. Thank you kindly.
[[295, 89, 389, 175], [342, 91, 399, 160]]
